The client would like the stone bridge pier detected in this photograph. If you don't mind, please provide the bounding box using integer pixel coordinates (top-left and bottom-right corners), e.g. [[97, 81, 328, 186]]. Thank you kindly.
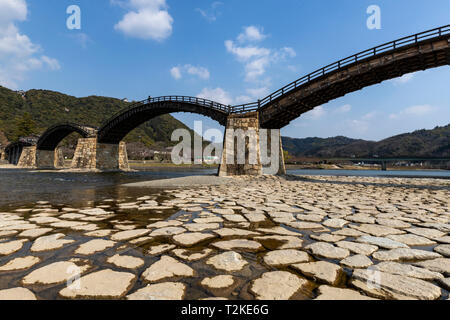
[[71, 138, 129, 171], [218, 112, 286, 176]]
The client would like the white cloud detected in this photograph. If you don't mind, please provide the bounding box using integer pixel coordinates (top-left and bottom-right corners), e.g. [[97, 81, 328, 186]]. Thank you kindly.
[[225, 27, 296, 83], [170, 66, 182, 80], [0, 0, 60, 89], [304, 105, 326, 119], [237, 26, 267, 43], [235, 87, 270, 104], [391, 72, 415, 85], [348, 119, 369, 134], [196, 1, 223, 22], [114, 0, 173, 41], [362, 111, 377, 120], [170, 64, 210, 80], [335, 104, 351, 113], [70, 33, 93, 48], [389, 104, 435, 119], [197, 87, 233, 105]]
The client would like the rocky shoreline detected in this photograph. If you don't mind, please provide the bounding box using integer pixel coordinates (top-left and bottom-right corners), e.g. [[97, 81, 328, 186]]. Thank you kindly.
[[0, 175, 449, 300]]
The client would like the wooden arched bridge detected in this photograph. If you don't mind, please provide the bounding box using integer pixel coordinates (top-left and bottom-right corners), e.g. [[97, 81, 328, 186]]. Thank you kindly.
[[5, 25, 450, 175]]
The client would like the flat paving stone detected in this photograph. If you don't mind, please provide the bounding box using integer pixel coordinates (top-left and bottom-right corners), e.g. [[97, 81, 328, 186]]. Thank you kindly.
[[111, 229, 150, 241], [340, 255, 373, 269], [350, 224, 405, 237], [142, 256, 194, 282], [322, 218, 349, 229], [387, 234, 437, 246], [315, 285, 377, 300], [172, 248, 213, 261], [413, 258, 450, 275], [148, 244, 176, 255], [434, 245, 450, 257], [373, 261, 444, 280], [206, 251, 248, 272], [352, 269, 442, 300], [31, 234, 74, 252], [211, 239, 262, 251], [336, 241, 378, 255], [305, 242, 350, 260], [127, 282, 185, 300], [0, 288, 37, 300], [22, 260, 90, 285], [172, 232, 215, 247], [0, 239, 27, 255], [357, 236, 408, 249], [18, 228, 53, 238], [263, 249, 310, 266], [372, 248, 442, 262], [201, 275, 235, 289], [0, 256, 40, 271], [74, 239, 116, 255], [107, 254, 145, 269], [406, 228, 446, 240], [310, 233, 346, 243], [292, 261, 344, 285], [250, 271, 307, 300], [59, 269, 136, 299]]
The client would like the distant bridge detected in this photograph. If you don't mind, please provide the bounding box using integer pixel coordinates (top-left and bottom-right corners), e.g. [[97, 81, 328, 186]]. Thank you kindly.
[[4, 25, 450, 174], [329, 158, 450, 171]]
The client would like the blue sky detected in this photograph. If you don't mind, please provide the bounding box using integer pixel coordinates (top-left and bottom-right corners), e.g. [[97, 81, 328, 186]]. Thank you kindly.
[[1, 0, 450, 141]]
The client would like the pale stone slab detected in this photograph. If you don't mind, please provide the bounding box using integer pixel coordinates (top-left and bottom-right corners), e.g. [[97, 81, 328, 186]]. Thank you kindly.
[[74, 239, 116, 255], [372, 248, 442, 262], [244, 213, 266, 222], [172, 232, 215, 247], [111, 229, 150, 241], [263, 249, 310, 266], [22, 260, 90, 285], [387, 234, 437, 246], [201, 275, 235, 289], [376, 218, 411, 229], [59, 269, 136, 299], [206, 251, 248, 272], [352, 269, 442, 300], [332, 228, 366, 237], [336, 241, 378, 255], [310, 233, 346, 243], [315, 285, 377, 300], [413, 258, 450, 275], [0, 287, 37, 300], [107, 254, 144, 269], [357, 236, 408, 249], [184, 223, 220, 232], [406, 228, 446, 240], [350, 224, 405, 237], [250, 271, 307, 300], [323, 218, 348, 229], [434, 244, 450, 257], [211, 239, 262, 251], [373, 262, 444, 280], [127, 282, 185, 300], [292, 261, 344, 285], [150, 227, 186, 237], [340, 255, 373, 269], [256, 226, 300, 236], [305, 242, 350, 259], [142, 256, 194, 282], [0, 256, 40, 271], [214, 228, 260, 237], [18, 228, 53, 238], [148, 220, 183, 228], [172, 248, 213, 261], [31, 233, 74, 252], [0, 239, 27, 255], [147, 244, 176, 255]]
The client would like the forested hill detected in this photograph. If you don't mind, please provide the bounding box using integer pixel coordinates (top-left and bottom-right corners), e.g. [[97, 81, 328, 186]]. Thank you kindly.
[[282, 124, 450, 158], [0, 86, 191, 147]]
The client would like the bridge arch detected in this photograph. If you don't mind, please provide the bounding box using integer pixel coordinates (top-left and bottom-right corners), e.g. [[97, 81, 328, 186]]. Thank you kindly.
[[97, 97, 230, 144], [230, 25, 450, 128], [37, 123, 96, 151], [5, 141, 33, 165]]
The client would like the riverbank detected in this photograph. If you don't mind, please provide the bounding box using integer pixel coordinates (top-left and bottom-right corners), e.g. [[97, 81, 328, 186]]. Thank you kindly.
[[0, 174, 448, 300]]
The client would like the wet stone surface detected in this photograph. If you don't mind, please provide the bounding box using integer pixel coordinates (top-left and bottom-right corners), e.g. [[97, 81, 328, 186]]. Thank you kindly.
[[0, 174, 448, 300]]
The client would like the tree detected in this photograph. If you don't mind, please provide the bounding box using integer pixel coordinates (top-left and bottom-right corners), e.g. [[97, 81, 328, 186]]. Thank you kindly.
[[283, 149, 291, 163], [12, 112, 37, 141]]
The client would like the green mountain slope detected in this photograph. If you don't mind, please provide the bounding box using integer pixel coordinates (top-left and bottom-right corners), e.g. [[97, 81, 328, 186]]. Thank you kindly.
[[0, 86, 191, 148], [282, 125, 450, 158]]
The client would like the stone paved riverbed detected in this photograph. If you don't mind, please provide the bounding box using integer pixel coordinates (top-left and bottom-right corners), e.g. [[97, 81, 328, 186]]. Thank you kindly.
[[0, 175, 449, 300]]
